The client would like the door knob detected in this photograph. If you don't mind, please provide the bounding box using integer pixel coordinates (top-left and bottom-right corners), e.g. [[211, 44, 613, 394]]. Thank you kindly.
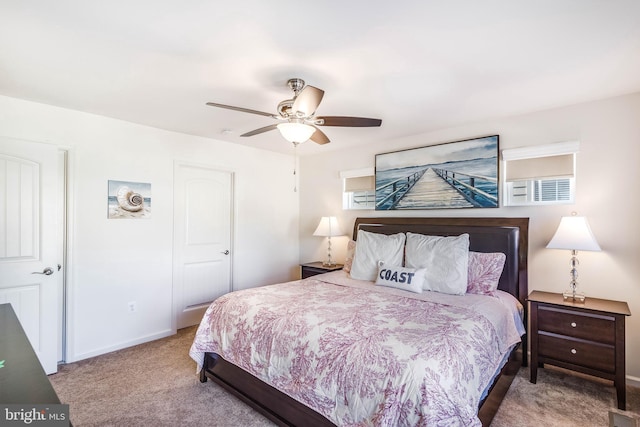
[[32, 267, 54, 276], [221, 250, 230, 255]]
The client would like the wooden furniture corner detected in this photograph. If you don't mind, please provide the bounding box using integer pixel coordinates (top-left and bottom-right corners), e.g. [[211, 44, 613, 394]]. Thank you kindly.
[[0, 303, 62, 404]]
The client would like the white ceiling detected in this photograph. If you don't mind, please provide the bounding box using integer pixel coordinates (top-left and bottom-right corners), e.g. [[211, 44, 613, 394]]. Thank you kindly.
[[2, 1, 640, 155]]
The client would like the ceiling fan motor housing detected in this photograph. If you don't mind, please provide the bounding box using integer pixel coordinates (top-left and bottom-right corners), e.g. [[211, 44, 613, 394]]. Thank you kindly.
[[287, 78, 306, 95]]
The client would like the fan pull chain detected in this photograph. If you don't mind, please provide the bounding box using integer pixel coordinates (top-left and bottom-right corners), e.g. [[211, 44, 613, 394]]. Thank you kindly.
[[292, 142, 299, 192]]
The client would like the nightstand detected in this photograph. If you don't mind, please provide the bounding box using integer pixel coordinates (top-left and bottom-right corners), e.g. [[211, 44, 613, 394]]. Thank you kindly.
[[528, 290, 631, 410], [300, 262, 344, 279]]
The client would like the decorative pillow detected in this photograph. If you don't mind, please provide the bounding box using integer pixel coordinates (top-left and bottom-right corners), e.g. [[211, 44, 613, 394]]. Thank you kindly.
[[342, 240, 356, 273], [350, 231, 406, 281], [467, 251, 506, 296], [375, 261, 425, 293], [405, 232, 470, 295]]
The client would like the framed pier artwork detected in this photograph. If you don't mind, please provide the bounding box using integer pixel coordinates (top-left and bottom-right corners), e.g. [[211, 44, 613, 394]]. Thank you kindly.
[[375, 135, 499, 210]]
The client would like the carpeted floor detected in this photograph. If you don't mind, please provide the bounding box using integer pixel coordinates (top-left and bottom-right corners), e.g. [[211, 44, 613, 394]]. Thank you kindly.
[[49, 326, 639, 426]]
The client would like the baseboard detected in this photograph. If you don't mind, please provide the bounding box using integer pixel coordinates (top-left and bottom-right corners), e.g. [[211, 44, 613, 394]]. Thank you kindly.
[[67, 328, 175, 363], [626, 375, 640, 388]]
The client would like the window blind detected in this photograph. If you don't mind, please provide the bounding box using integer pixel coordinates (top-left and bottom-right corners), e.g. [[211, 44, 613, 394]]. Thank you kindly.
[[344, 175, 375, 192], [505, 154, 574, 181]]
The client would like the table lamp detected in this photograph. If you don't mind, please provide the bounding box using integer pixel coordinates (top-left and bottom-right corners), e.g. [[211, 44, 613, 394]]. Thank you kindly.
[[313, 216, 342, 266], [546, 213, 601, 302]]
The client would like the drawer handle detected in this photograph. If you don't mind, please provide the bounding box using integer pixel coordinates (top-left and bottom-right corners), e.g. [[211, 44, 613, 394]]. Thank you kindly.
[[571, 348, 577, 354], [570, 322, 577, 328]]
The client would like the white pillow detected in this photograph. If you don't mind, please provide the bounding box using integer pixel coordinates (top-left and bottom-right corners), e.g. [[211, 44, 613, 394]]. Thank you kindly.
[[405, 232, 470, 295], [350, 231, 406, 281], [375, 261, 425, 293]]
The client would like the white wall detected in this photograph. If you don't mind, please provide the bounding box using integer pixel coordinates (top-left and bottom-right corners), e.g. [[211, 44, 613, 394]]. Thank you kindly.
[[0, 95, 300, 362], [299, 91, 640, 381]]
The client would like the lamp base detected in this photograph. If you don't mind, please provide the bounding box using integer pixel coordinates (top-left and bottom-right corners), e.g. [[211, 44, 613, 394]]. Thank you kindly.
[[563, 289, 586, 303], [322, 261, 336, 267]]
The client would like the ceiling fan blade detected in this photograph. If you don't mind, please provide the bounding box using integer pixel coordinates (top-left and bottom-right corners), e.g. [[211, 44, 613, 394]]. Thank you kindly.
[[206, 102, 276, 118], [292, 86, 325, 116], [316, 116, 382, 127], [241, 124, 279, 137], [310, 127, 330, 145]]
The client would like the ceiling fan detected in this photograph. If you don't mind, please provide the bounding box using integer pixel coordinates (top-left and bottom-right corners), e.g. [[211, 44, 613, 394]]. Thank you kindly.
[[206, 78, 382, 145]]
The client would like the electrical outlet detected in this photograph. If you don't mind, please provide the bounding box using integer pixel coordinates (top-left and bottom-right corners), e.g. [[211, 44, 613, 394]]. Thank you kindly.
[[128, 301, 137, 313]]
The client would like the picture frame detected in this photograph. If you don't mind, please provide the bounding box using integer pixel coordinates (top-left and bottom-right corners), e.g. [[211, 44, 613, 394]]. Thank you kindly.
[[108, 180, 151, 219], [375, 135, 499, 210]]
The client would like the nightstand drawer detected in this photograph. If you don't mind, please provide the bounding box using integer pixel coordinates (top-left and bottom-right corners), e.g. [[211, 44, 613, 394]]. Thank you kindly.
[[539, 332, 615, 373], [538, 306, 615, 345], [302, 266, 327, 278]]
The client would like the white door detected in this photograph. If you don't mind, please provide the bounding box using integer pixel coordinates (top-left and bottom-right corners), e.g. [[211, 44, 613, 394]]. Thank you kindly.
[[0, 136, 59, 374], [173, 163, 232, 329]]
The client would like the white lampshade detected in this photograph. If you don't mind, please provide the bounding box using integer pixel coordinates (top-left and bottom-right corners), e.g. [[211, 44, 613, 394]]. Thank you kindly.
[[313, 216, 342, 237], [546, 216, 601, 251], [277, 122, 316, 143]]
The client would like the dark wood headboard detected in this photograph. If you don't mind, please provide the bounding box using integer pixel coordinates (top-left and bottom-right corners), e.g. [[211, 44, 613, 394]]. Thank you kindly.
[[352, 217, 529, 307]]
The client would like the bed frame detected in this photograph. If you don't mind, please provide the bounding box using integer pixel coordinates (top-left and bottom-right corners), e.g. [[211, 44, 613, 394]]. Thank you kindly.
[[199, 217, 529, 427]]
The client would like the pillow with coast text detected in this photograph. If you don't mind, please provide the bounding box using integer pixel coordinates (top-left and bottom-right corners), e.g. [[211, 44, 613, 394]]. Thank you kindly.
[[375, 262, 425, 293]]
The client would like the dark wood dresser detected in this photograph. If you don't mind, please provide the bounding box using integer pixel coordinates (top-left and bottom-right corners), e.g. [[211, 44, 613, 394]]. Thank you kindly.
[[0, 303, 61, 404], [527, 290, 631, 410]]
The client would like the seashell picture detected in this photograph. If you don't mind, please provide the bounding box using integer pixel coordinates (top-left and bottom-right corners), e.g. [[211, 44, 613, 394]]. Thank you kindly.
[[108, 180, 151, 219]]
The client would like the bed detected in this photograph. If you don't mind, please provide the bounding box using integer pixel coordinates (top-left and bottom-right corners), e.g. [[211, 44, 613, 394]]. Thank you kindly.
[[190, 217, 529, 426]]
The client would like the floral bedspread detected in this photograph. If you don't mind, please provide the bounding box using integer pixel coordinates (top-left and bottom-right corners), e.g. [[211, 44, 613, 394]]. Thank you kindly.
[[189, 270, 523, 427]]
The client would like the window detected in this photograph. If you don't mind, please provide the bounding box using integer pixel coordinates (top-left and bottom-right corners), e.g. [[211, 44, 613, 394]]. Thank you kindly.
[[503, 141, 578, 206], [340, 168, 375, 210]]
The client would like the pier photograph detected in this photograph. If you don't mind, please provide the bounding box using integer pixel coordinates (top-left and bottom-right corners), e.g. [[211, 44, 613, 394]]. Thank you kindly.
[[375, 135, 499, 210]]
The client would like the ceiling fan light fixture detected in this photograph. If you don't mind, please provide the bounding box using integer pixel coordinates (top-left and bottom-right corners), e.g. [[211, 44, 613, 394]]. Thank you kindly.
[[277, 122, 316, 143]]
